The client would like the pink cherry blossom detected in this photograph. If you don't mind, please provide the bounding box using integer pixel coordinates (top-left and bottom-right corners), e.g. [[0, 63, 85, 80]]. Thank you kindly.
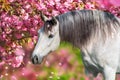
[[96, 0, 112, 9], [22, 13, 29, 20], [14, 48, 25, 56], [0, 61, 5, 69], [11, 56, 23, 68], [36, 3, 46, 10], [52, 10, 60, 16], [0, 46, 5, 53], [21, 9, 26, 14], [110, 0, 120, 7], [11, 76, 17, 80], [85, 2, 95, 9], [15, 33, 22, 39], [8, 0, 15, 2], [55, 0, 60, 3]]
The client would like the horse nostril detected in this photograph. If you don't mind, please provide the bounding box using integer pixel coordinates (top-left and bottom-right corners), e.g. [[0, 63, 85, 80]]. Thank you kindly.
[[32, 55, 39, 64], [35, 55, 38, 61]]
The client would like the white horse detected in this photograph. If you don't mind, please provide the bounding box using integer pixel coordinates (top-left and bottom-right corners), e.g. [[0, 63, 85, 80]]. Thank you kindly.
[[31, 10, 120, 80]]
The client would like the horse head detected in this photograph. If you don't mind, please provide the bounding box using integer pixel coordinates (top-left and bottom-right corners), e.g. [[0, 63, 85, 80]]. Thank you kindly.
[[31, 12, 60, 64]]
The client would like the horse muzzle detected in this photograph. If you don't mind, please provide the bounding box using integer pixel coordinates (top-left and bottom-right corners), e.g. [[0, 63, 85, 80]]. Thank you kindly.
[[31, 55, 43, 64]]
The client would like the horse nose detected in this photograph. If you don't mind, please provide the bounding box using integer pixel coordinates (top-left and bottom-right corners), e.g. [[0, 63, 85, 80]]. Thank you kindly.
[[31, 55, 39, 64]]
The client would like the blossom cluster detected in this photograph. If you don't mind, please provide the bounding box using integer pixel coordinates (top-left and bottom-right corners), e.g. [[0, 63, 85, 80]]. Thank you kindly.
[[0, 0, 120, 78], [0, 1, 39, 69]]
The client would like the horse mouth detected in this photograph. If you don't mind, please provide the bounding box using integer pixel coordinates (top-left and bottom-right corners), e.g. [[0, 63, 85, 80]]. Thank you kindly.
[[31, 51, 53, 64], [49, 50, 52, 54]]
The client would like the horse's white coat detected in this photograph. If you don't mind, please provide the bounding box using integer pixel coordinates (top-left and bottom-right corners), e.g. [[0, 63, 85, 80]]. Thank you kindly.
[[81, 29, 120, 80], [32, 14, 120, 80]]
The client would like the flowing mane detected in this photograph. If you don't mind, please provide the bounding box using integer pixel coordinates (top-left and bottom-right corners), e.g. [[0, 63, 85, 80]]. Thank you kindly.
[[56, 10, 120, 48]]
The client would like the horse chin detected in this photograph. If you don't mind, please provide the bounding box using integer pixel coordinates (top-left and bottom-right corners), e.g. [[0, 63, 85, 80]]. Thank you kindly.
[[49, 50, 53, 53], [32, 50, 53, 64], [38, 51, 53, 64]]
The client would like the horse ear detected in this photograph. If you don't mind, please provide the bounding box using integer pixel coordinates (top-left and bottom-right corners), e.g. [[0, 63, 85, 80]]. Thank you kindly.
[[39, 11, 48, 22]]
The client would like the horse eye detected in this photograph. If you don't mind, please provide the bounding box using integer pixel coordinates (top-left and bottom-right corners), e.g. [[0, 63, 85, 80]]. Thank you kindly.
[[48, 34, 54, 38]]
